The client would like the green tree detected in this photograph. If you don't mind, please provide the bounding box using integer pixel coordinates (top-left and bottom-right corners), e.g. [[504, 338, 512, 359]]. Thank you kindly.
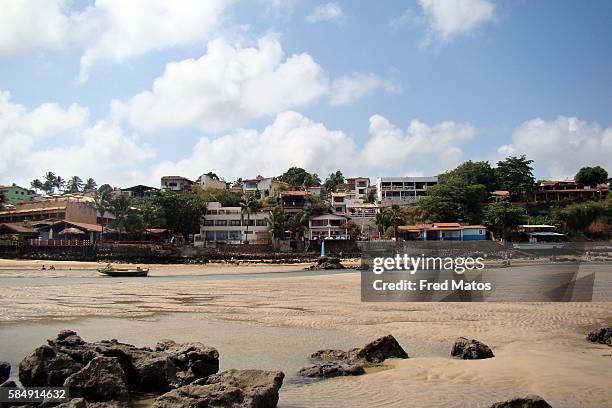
[[375, 211, 391, 238], [30, 179, 44, 193], [134, 199, 165, 230], [197, 188, 243, 207], [151, 191, 207, 239], [439, 160, 499, 192], [65, 176, 84, 193], [54, 176, 66, 193], [363, 189, 377, 204], [268, 205, 287, 241], [385, 204, 406, 239], [277, 167, 320, 187], [495, 155, 535, 199], [482, 199, 525, 240], [342, 220, 361, 240], [323, 171, 344, 194], [240, 193, 262, 244], [109, 195, 134, 239], [306, 195, 331, 216], [83, 178, 97, 192], [286, 210, 310, 240], [419, 184, 469, 222], [575, 166, 608, 187], [93, 184, 113, 240], [43, 172, 57, 194]]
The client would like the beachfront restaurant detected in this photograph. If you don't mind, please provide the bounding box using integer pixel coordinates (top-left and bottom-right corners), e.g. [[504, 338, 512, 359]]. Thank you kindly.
[[399, 223, 487, 241]]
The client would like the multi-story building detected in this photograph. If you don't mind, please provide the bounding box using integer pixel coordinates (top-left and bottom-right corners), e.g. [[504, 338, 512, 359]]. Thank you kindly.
[[376, 176, 438, 206], [398, 223, 487, 241], [161, 176, 194, 194], [308, 214, 349, 240], [529, 180, 608, 203], [197, 173, 227, 191], [345, 177, 370, 200], [199, 202, 269, 243], [0, 185, 33, 204], [0, 195, 103, 224], [121, 185, 159, 199], [279, 191, 309, 215], [242, 176, 272, 197]]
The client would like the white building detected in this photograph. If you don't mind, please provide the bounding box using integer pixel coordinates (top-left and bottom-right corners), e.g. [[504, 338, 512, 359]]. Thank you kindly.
[[161, 176, 194, 194], [197, 173, 227, 191], [376, 176, 438, 206], [345, 177, 371, 200], [242, 176, 272, 197], [199, 202, 269, 243], [308, 214, 349, 240]]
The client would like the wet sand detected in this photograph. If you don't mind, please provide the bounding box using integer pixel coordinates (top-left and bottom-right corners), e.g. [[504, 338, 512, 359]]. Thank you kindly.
[[0, 264, 611, 407]]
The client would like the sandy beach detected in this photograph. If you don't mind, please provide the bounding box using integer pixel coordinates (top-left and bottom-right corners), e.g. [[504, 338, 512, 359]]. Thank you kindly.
[[1, 263, 611, 407]]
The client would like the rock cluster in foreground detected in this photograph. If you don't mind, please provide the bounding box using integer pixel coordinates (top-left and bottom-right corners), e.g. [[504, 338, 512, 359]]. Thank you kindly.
[[14, 330, 284, 408], [307, 256, 346, 270], [298, 334, 408, 378], [451, 337, 495, 359], [488, 395, 552, 408], [586, 326, 612, 346]]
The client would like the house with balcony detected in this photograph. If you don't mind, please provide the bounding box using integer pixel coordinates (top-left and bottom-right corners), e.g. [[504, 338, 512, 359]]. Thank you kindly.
[[308, 214, 349, 240], [279, 191, 309, 215], [529, 180, 608, 203], [121, 185, 159, 199], [0, 184, 33, 204], [197, 173, 227, 191], [242, 176, 272, 197], [345, 177, 371, 200], [199, 202, 270, 243], [161, 176, 194, 194], [376, 176, 438, 206]]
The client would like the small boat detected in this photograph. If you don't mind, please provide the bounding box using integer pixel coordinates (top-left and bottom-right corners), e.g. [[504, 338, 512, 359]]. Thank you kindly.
[[97, 266, 149, 277]]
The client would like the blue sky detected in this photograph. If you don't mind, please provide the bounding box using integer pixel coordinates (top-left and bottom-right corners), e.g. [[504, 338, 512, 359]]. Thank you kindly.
[[1, 0, 611, 188]]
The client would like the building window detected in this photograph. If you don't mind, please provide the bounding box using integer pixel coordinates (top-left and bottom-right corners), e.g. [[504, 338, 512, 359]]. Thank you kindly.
[[205, 231, 215, 240], [215, 220, 227, 226], [229, 220, 241, 226], [255, 219, 268, 226], [203, 220, 214, 226]]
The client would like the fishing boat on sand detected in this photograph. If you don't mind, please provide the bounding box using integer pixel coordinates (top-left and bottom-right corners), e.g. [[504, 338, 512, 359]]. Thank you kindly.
[[97, 264, 149, 277]]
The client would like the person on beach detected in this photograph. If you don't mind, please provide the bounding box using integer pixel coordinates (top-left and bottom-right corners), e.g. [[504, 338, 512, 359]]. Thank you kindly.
[[41, 265, 46, 270]]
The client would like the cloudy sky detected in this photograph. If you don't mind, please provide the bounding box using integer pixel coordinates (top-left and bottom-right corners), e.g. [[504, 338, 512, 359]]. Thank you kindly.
[[1, 0, 611, 188]]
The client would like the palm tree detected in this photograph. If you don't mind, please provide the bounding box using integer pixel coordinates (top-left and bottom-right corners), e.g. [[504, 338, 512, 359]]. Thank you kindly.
[[375, 211, 391, 238], [109, 195, 132, 240], [30, 179, 44, 193], [43, 172, 57, 194], [83, 178, 97, 192], [240, 193, 261, 244], [93, 184, 113, 241], [54, 176, 66, 193], [287, 211, 311, 240], [386, 204, 406, 240], [268, 205, 287, 241], [66, 176, 84, 193]]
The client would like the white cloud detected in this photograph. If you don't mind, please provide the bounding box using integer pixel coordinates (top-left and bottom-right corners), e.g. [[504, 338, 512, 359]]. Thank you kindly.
[[306, 2, 345, 25], [330, 73, 401, 106], [362, 114, 476, 172], [0, 91, 153, 187], [0, 0, 71, 53], [418, 0, 496, 44], [0, 0, 230, 82], [25, 122, 155, 186], [112, 35, 399, 133], [74, 0, 229, 82], [497, 116, 612, 180], [154, 111, 477, 181], [153, 111, 356, 181]]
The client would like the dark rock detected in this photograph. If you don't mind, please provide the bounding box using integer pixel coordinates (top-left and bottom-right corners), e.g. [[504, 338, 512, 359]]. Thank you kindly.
[[0, 362, 9, 383], [310, 349, 348, 360], [155, 340, 219, 385], [154, 369, 284, 408], [355, 335, 409, 363], [54, 398, 131, 408], [309, 257, 345, 270], [19, 344, 83, 387], [451, 337, 495, 360], [489, 395, 552, 408], [63, 356, 130, 402], [298, 362, 365, 378], [586, 326, 612, 346]]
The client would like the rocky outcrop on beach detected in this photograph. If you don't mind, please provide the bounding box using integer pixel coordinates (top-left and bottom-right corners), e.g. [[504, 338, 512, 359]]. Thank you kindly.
[[586, 326, 612, 346], [0, 362, 10, 383], [15, 330, 285, 408], [451, 337, 495, 359], [488, 395, 552, 408], [307, 256, 346, 270], [153, 369, 284, 408], [298, 334, 408, 379]]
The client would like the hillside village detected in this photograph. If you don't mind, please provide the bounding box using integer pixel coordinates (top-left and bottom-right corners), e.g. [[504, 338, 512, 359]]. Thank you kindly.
[[0, 156, 610, 260]]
